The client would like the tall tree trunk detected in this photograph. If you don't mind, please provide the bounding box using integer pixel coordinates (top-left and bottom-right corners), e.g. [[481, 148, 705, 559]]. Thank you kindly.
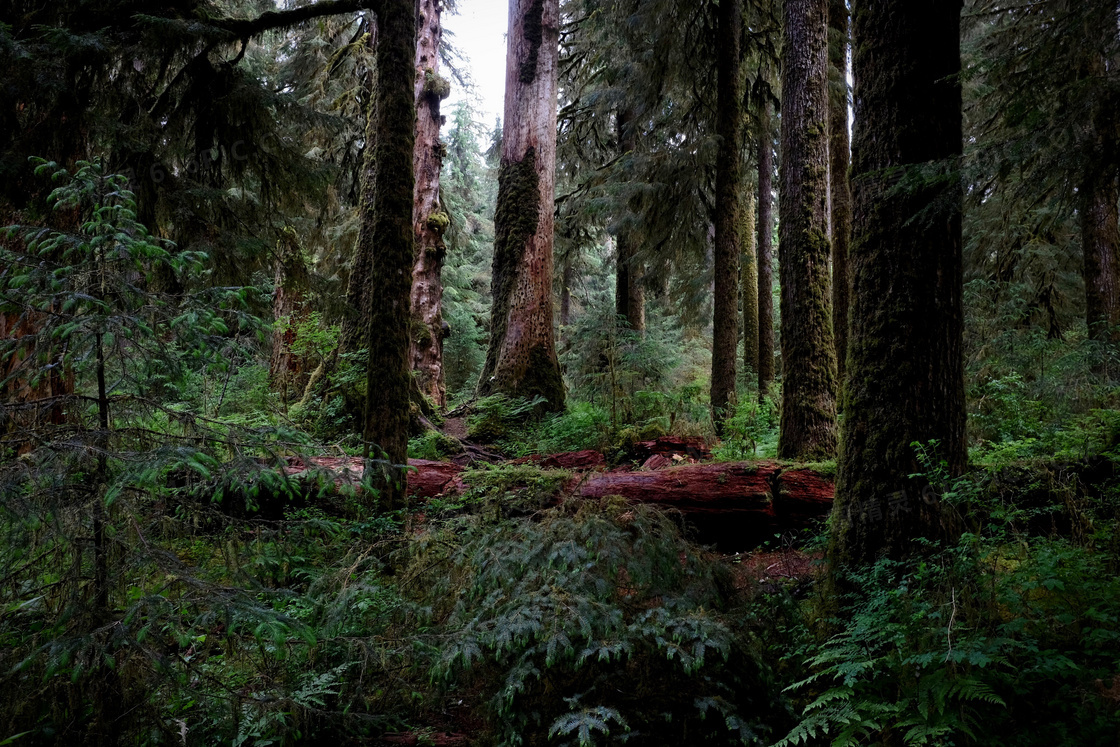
[[711, 0, 744, 436], [778, 0, 838, 459], [410, 0, 449, 408], [829, 0, 852, 397], [741, 189, 758, 380], [757, 97, 776, 399], [831, 0, 965, 568], [1079, 36, 1120, 359], [360, 0, 415, 510], [1081, 174, 1120, 348], [270, 227, 310, 404], [616, 109, 645, 334], [341, 13, 378, 355], [478, 0, 565, 412]]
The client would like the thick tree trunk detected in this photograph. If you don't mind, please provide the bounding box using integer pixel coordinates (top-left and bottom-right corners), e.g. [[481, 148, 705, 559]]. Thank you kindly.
[[829, 0, 852, 396], [757, 98, 776, 398], [615, 109, 645, 334], [270, 228, 310, 404], [831, 0, 966, 567], [1079, 41, 1120, 356], [341, 14, 378, 355], [711, 0, 744, 436], [742, 189, 758, 380], [1081, 174, 1120, 348], [410, 0, 449, 409], [478, 0, 565, 412], [359, 0, 415, 510], [778, 0, 838, 459]]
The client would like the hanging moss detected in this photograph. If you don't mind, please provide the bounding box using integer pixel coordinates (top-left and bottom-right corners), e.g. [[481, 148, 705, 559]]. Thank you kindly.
[[519, 0, 545, 84], [479, 148, 540, 388]]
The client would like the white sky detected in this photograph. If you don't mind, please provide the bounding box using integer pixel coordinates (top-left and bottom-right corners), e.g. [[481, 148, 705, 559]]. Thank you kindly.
[[443, 0, 509, 129]]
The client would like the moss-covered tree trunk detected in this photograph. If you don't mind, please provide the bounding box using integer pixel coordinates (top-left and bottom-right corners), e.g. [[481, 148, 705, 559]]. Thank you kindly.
[[830, 0, 966, 567], [778, 0, 838, 459], [1081, 174, 1120, 347], [477, 0, 565, 411], [1078, 38, 1120, 356], [359, 0, 415, 509], [341, 13, 378, 355], [269, 227, 310, 404], [742, 189, 758, 381], [410, 0, 450, 409], [757, 96, 776, 399], [711, 0, 744, 436], [829, 0, 852, 395], [616, 108, 645, 334]]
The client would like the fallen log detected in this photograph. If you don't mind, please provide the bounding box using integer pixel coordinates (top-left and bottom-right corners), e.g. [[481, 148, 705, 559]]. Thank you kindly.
[[578, 461, 833, 549], [285, 456, 834, 550]]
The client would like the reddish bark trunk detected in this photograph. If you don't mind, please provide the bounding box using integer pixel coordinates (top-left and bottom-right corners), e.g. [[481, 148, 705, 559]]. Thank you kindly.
[[478, 0, 565, 411], [410, 0, 449, 408]]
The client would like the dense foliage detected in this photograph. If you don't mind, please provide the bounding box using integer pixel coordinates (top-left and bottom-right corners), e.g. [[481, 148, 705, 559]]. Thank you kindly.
[[2, 0, 1120, 744]]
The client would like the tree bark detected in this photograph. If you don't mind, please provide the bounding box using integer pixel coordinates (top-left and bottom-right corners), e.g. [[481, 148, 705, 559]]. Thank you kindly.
[[270, 227, 310, 404], [829, 0, 852, 396], [478, 0, 565, 412], [615, 109, 645, 334], [341, 14, 378, 355], [1078, 38, 1120, 356], [757, 97, 776, 399], [711, 0, 744, 436], [409, 0, 449, 408], [359, 0, 415, 510], [742, 189, 758, 380], [1081, 174, 1120, 347], [831, 0, 966, 567], [778, 0, 838, 459]]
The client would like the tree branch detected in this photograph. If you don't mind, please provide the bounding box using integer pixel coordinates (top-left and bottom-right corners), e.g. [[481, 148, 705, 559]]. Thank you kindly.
[[200, 0, 383, 40]]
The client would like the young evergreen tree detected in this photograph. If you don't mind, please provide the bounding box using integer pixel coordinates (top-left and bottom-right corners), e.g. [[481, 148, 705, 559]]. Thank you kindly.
[[829, 0, 852, 392], [478, 0, 565, 412], [410, 0, 451, 407], [358, 0, 415, 509], [777, 0, 838, 459], [831, 0, 966, 567], [711, 0, 745, 436]]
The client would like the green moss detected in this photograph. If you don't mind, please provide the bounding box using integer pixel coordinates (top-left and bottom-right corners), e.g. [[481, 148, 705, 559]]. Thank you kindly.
[[518, 0, 545, 84], [426, 210, 450, 234], [423, 67, 451, 100], [479, 149, 540, 389]]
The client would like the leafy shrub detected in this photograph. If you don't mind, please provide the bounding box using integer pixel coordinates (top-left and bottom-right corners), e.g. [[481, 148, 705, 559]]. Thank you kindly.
[[773, 462, 1120, 747], [409, 499, 790, 745]]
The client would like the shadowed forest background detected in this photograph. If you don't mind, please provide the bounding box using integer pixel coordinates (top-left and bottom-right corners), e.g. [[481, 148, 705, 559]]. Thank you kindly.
[[2, 0, 1120, 745]]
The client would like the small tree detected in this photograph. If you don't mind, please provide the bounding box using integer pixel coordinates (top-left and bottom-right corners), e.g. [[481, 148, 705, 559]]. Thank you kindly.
[[1, 160, 311, 742]]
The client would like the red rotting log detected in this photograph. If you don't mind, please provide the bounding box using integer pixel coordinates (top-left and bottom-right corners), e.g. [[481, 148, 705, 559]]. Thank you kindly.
[[578, 461, 833, 548]]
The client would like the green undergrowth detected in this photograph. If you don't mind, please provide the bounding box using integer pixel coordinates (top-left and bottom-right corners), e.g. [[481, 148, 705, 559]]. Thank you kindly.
[[760, 455, 1120, 747]]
